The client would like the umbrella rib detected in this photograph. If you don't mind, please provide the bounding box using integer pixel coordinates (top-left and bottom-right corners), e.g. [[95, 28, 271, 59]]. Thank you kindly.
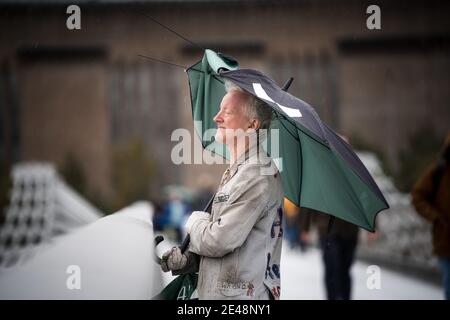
[[138, 54, 189, 70], [187, 66, 206, 74], [188, 68, 225, 85], [276, 114, 329, 149], [277, 116, 300, 142], [213, 75, 225, 84], [140, 12, 205, 51]]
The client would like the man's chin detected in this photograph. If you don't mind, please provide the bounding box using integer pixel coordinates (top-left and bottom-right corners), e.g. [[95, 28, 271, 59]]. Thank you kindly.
[[214, 134, 225, 144]]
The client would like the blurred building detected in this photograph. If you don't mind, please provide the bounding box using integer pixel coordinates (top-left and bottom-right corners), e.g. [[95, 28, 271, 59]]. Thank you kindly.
[[1, 0, 449, 207]]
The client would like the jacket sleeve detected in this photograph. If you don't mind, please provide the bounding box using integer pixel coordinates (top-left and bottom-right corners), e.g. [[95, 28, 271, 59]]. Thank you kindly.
[[187, 169, 270, 258], [411, 164, 441, 223]]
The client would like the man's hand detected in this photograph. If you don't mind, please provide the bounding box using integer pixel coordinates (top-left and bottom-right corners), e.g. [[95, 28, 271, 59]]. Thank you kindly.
[[160, 247, 188, 273], [367, 231, 379, 242]]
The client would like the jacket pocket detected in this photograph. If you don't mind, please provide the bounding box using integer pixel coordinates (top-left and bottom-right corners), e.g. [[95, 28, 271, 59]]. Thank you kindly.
[[218, 280, 251, 297], [217, 250, 242, 296]]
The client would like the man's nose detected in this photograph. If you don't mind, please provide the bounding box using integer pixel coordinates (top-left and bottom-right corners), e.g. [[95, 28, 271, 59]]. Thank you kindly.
[[214, 111, 223, 123]]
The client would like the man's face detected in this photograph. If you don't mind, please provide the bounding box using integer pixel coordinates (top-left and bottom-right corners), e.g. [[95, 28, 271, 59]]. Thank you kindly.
[[213, 91, 251, 145]]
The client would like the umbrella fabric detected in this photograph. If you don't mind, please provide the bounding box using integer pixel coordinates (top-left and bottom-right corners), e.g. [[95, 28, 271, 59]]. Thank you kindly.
[[187, 49, 389, 232], [153, 273, 198, 300]]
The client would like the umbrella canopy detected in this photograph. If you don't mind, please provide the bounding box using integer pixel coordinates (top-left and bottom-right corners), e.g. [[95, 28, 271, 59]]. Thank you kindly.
[[153, 273, 198, 300], [187, 49, 389, 232]]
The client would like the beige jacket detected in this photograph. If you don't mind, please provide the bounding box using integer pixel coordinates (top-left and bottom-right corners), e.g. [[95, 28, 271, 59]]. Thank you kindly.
[[185, 143, 284, 300]]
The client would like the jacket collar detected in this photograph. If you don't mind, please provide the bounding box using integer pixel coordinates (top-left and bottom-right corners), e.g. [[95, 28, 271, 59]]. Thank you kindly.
[[220, 131, 268, 186]]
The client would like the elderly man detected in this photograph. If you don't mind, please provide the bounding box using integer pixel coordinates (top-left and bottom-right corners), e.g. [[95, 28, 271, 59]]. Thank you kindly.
[[161, 81, 284, 300]]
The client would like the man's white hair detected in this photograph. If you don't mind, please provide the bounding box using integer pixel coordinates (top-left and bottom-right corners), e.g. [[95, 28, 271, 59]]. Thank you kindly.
[[224, 80, 273, 130]]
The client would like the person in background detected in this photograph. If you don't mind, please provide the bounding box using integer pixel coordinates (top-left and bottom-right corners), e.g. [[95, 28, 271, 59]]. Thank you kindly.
[[411, 132, 450, 300], [284, 198, 309, 252], [192, 174, 216, 211], [299, 134, 360, 300], [300, 207, 359, 300], [161, 188, 192, 243]]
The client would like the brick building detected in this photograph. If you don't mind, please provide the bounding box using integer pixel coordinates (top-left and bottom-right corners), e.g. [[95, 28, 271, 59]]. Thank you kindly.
[[1, 0, 449, 208]]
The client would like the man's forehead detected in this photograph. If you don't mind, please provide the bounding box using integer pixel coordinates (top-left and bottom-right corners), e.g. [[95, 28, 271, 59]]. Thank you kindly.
[[221, 90, 250, 109]]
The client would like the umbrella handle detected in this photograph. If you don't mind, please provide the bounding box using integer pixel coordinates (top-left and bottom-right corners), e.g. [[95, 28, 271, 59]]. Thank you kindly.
[[153, 235, 165, 264]]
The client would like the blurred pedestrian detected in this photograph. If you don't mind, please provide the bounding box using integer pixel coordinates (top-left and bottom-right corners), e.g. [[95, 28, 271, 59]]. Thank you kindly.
[[411, 132, 450, 300], [284, 198, 300, 249], [284, 198, 309, 252], [300, 207, 359, 300], [192, 174, 215, 211], [299, 134, 360, 300], [161, 188, 192, 243]]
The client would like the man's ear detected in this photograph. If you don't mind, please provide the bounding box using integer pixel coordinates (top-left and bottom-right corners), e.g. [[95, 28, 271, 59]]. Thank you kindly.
[[249, 119, 260, 130]]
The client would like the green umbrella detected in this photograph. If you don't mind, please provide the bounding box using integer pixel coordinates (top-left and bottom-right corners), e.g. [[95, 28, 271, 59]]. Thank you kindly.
[[153, 273, 198, 300], [186, 49, 389, 232]]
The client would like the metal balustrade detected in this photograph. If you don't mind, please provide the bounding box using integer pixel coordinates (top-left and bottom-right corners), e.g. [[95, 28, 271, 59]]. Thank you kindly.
[[0, 162, 163, 299], [0, 162, 102, 268], [356, 152, 438, 276]]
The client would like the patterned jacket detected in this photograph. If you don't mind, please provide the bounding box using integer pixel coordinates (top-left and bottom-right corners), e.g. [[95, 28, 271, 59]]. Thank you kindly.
[[184, 142, 284, 300]]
